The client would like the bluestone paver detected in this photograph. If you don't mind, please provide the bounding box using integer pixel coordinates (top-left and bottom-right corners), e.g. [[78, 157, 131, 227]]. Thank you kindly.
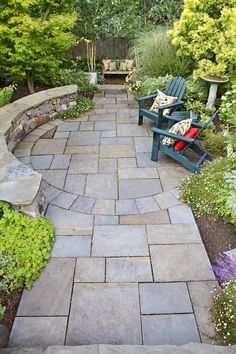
[[85, 174, 118, 199], [70, 196, 96, 214], [68, 154, 98, 174], [51, 191, 77, 209], [169, 204, 196, 224], [32, 139, 67, 155], [116, 199, 138, 215], [92, 199, 115, 215], [50, 154, 71, 170], [119, 179, 162, 199], [31, 155, 53, 169], [51, 236, 91, 257], [64, 174, 86, 195], [106, 257, 152, 282], [75, 258, 105, 282], [147, 224, 202, 244]]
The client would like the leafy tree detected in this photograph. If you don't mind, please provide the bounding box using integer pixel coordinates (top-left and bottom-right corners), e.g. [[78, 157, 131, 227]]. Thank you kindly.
[[169, 0, 236, 79], [0, 0, 76, 93]]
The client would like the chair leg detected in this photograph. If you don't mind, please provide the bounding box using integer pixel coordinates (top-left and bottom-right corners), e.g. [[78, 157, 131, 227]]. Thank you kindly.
[[138, 114, 143, 125], [151, 132, 160, 162]]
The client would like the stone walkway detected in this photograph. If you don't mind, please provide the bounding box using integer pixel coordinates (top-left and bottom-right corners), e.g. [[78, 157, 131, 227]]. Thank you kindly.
[[10, 85, 217, 348]]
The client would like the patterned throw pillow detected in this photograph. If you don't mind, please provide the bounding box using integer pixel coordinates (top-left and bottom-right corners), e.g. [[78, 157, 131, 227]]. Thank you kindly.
[[149, 90, 177, 116], [162, 119, 192, 146], [102, 59, 111, 71], [119, 61, 127, 71], [110, 60, 117, 71], [125, 59, 134, 71]]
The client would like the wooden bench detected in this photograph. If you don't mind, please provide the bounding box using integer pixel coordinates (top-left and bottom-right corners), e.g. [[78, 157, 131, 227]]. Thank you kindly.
[[103, 70, 130, 75]]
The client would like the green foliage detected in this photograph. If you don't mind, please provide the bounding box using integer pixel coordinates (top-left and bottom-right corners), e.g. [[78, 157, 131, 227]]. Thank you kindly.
[[184, 77, 209, 102], [179, 157, 236, 224], [60, 69, 99, 96], [219, 84, 236, 129], [57, 96, 93, 120], [130, 28, 193, 79], [0, 0, 77, 92], [211, 280, 236, 345], [203, 130, 226, 158], [0, 202, 54, 293], [169, 0, 236, 79], [0, 85, 16, 107], [0, 304, 6, 320], [225, 170, 236, 219]]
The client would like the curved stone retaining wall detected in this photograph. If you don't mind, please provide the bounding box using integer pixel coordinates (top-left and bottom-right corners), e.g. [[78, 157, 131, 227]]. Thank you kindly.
[[0, 85, 77, 217]]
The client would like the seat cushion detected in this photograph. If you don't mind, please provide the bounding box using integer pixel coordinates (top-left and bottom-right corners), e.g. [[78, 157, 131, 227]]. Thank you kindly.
[[162, 119, 192, 146], [149, 90, 177, 116], [102, 59, 111, 71], [174, 127, 199, 151], [125, 59, 134, 71], [110, 60, 117, 71]]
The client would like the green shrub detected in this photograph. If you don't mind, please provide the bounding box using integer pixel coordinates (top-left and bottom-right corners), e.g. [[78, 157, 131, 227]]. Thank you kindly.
[[57, 96, 93, 120], [184, 77, 209, 102], [0, 304, 6, 320], [135, 75, 172, 98], [60, 69, 99, 96], [179, 157, 236, 224], [130, 28, 193, 79], [0, 201, 54, 293], [204, 130, 226, 158], [0, 85, 16, 107], [211, 280, 236, 345], [219, 84, 236, 129]]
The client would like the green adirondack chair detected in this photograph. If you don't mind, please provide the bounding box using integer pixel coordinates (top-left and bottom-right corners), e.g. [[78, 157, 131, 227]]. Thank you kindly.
[[151, 111, 218, 173], [137, 76, 186, 128]]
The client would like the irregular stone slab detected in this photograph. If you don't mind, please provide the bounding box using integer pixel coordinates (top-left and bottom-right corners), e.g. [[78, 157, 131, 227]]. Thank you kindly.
[[95, 215, 119, 225], [116, 199, 138, 215], [67, 131, 100, 146], [106, 257, 152, 282], [66, 283, 142, 345], [134, 137, 153, 153], [169, 204, 196, 224], [142, 314, 200, 346], [119, 179, 162, 199], [86, 174, 118, 199], [68, 154, 98, 174], [45, 346, 98, 354], [57, 122, 80, 132], [157, 166, 188, 191], [64, 174, 86, 195], [92, 225, 148, 257], [54, 131, 69, 139], [118, 168, 158, 179], [118, 158, 137, 169], [98, 158, 117, 174], [154, 191, 181, 209], [92, 199, 115, 215], [32, 139, 67, 155], [9, 317, 67, 348], [17, 258, 75, 316], [150, 244, 215, 281], [80, 122, 94, 131], [120, 211, 169, 225], [117, 124, 148, 137], [46, 205, 93, 235], [136, 197, 160, 214], [139, 283, 192, 315], [51, 192, 77, 209], [94, 121, 116, 131], [65, 146, 99, 154], [70, 196, 95, 214], [74, 258, 105, 282], [100, 145, 135, 158], [188, 281, 218, 343], [147, 224, 202, 244], [31, 155, 53, 169], [50, 155, 71, 170], [40, 170, 67, 189], [101, 137, 133, 145], [51, 236, 91, 257]]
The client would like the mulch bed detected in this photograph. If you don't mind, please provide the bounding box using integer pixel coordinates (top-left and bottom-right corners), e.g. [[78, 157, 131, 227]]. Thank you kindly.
[[0, 289, 22, 331]]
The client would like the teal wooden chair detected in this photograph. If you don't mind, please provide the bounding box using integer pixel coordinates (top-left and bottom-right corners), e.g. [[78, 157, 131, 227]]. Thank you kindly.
[[137, 76, 186, 128], [151, 111, 218, 173]]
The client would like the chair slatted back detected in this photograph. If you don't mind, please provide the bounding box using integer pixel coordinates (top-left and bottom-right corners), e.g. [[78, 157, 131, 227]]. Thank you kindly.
[[196, 110, 218, 138], [164, 77, 186, 100]]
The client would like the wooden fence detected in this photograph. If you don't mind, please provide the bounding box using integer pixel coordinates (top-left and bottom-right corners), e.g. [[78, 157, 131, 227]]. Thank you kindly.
[[68, 37, 132, 59]]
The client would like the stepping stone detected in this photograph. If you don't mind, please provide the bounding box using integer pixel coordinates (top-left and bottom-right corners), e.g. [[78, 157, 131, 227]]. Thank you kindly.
[[66, 283, 142, 345], [157, 166, 188, 191], [139, 283, 192, 314], [150, 244, 215, 281], [106, 257, 152, 282], [120, 211, 169, 225], [94, 215, 118, 225], [64, 174, 86, 195], [51, 191, 77, 209], [17, 258, 75, 316], [86, 174, 118, 199], [94, 121, 116, 131], [136, 197, 160, 214], [116, 199, 138, 215], [68, 154, 98, 174], [92, 225, 148, 257], [57, 122, 80, 131], [50, 155, 71, 170], [100, 145, 135, 158], [71, 196, 95, 214], [154, 191, 180, 209], [118, 158, 137, 169], [9, 317, 67, 348], [98, 159, 117, 174], [147, 224, 202, 244], [118, 168, 158, 179], [46, 205, 93, 235], [31, 155, 53, 169], [40, 170, 67, 189], [169, 205, 196, 224], [75, 258, 105, 282], [119, 179, 162, 199], [51, 236, 91, 257], [142, 314, 200, 345], [32, 139, 67, 155], [92, 199, 115, 215], [117, 124, 148, 137], [67, 131, 100, 146]]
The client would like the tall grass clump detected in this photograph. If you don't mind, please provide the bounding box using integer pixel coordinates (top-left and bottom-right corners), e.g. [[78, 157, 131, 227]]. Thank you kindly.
[[130, 28, 192, 78]]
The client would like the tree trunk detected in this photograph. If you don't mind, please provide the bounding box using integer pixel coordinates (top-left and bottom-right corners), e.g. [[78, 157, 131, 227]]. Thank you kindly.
[[26, 72, 35, 93]]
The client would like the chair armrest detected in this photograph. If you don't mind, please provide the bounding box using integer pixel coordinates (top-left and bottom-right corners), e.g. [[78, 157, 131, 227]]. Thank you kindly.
[[152, 127, 194, 143], [158, 100, 184, 111], [136, 93, 157, 101], [166, 116, 204, 128]]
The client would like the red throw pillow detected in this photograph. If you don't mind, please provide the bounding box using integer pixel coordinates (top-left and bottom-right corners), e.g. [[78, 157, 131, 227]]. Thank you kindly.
[[174, 127, 199, 151]]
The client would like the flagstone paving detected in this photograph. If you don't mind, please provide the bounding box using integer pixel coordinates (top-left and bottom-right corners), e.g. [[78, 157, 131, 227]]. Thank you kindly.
[[9, 85, 217, 348]]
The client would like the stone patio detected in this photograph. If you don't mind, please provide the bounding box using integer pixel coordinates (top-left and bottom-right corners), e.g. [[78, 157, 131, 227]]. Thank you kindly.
[[9, 85, 217, 348]]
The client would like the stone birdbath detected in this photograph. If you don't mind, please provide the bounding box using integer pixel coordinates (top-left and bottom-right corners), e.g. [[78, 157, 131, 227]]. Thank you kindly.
[[202, 75, 229, 111]]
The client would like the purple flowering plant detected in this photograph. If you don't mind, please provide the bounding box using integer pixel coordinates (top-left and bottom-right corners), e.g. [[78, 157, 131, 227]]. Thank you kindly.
[[212, 254, 236, 281]]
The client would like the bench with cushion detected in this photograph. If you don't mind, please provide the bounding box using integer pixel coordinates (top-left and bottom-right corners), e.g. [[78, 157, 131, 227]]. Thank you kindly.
[[102, 59, 134, 75]]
